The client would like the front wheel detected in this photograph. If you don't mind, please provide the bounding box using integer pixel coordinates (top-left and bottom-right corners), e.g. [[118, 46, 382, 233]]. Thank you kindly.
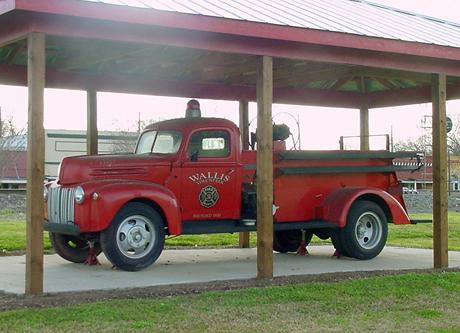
[[50, 233, 101, 263], [338, 201, 388, 260], [101, 202, 165, 271]]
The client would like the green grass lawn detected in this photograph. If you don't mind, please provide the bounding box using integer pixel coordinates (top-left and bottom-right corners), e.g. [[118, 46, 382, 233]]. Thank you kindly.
[[388, 213, 460, 250], [0, 272, 459, 333], [0, 220, 51, 253], [1, 212, 459, 254]]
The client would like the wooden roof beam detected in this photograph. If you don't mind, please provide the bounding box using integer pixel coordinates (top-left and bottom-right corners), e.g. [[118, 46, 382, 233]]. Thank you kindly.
[[366, 84, 460, 108], [352, 67, 432, 83], [374, 78, 400, 90], [200, 57, 312, 84], [217, 59, 309, 86], [11, 0, 460, 62], [5, 12, 459, 76], [204, 66, 255, 83], [57, 45, 152, 71], [0, 63, 364, 108], [192, 59, 257, 82], [0, 17, 28, 47], [330, 76, 353, 91], [276, 67, 356, 88], [5, 40, 25, 63]]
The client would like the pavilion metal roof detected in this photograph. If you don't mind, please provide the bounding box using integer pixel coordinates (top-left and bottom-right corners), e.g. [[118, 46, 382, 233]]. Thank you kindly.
[[1, 0, 460, 108], [82, 0, 460, 48]]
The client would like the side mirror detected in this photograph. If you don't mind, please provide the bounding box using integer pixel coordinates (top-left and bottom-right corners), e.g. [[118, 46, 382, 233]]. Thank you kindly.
[[190, 149, 199, 162], [250, 132, 257, 150]]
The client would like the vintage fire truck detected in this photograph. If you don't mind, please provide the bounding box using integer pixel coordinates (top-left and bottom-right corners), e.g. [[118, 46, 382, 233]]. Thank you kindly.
[[44, 102, 418, 271]]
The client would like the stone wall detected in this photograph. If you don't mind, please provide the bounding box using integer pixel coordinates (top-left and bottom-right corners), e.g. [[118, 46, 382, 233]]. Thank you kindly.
[[2, 191, 460, 218], [0, 193, 26, 220], [403, 191, 460, 214], [0, 193, 26, 212]]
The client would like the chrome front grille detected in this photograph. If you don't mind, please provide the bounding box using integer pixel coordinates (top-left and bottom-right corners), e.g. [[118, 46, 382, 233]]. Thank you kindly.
[[47, 187, 75, 224]]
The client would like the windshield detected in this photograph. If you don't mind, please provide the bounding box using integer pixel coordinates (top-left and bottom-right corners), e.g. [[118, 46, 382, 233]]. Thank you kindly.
[[135, 130, 182, 155]]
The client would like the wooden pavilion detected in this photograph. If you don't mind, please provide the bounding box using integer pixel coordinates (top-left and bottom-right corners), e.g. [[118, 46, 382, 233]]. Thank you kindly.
[[0, 0, 459, 295]]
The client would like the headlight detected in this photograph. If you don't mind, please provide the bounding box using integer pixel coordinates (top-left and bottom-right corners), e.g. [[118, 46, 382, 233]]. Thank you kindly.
[[75, 186, 85, 204], [43, 186, 49, 202]]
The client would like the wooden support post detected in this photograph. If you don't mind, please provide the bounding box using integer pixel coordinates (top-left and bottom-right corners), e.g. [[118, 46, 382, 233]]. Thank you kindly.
[[359, 77, 369, 151], [239, 100, 250, 248], [25, 32, 45, 295], [87, 89, 98, 155], [432, 73, 449, 269], [239, 100, 250, 150], [360, 107, 369, 150], [256, 56, 273, 279]]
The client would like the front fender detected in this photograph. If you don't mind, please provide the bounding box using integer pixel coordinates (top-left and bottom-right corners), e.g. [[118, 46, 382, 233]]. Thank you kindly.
[[317, 187, 410, 228], [76, 181, 182, 234]]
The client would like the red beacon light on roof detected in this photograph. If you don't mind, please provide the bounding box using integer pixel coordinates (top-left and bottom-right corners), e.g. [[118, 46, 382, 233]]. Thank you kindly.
[[185, 99, 201, 118]]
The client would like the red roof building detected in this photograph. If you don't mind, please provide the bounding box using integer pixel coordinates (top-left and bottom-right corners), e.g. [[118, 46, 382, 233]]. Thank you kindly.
[[0, 150, 26, 188]]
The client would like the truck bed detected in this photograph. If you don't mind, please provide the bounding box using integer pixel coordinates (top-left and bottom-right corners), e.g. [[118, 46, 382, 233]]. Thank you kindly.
[[242, 150, 420, 223]]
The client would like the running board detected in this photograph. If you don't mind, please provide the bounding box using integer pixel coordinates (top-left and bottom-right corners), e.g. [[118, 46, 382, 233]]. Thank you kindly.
[[181, 220, 338, 235], [410, 219, 433, 224]]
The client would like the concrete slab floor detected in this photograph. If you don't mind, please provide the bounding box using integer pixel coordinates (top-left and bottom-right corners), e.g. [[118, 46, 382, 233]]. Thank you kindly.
[[1, 245, 459, 295]]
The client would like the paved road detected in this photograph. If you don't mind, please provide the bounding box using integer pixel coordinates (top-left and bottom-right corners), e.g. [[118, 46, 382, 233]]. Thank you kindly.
[[1, 245, 459, 294]]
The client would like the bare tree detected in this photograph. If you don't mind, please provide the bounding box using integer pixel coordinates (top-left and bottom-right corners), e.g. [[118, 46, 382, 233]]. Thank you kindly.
[[108, 117, 164, 154], [394, 114, 460, 157], [109, 131, 138, 154], [447, 114, 460, 156], [394, 134, 431, 153]]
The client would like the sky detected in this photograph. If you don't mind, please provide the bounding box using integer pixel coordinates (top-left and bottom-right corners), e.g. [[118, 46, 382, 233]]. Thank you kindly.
[[0, 0, 460, 150]]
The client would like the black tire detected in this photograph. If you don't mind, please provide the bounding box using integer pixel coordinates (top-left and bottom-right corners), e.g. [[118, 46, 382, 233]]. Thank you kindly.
[[338, 201, 388, 260], [100, 202, 165, 271], [273, 230, 313, 253], [330, 230, 350, 257], [50, 232, 101, 263]]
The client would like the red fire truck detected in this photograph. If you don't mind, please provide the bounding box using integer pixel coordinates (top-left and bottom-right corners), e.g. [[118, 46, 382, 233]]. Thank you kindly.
[[44, 105, 418, 271]]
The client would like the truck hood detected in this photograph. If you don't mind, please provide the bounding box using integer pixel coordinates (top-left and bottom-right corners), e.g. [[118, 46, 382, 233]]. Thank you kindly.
[[58, 154, 174, 186]]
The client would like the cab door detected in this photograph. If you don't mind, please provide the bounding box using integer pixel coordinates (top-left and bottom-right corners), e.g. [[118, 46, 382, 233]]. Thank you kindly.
[[180, 129, 240, 221]]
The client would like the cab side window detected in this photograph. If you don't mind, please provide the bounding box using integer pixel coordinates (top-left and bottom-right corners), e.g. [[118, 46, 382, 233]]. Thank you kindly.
[[188, 130, 230, 158]]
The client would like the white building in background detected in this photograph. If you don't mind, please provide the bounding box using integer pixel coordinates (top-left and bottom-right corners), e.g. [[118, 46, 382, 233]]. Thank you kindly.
[[45, 130, 138, 179]]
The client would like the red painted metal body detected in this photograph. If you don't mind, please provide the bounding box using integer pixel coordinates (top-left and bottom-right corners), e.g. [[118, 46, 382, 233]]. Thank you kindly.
[[242, 150, 410, 227], [48, 117, 411, 237]]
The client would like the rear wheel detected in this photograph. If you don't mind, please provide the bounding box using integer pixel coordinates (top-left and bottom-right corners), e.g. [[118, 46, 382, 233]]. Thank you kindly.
[[330, 231, 350, 257], [101, 202, 165, 271], [50, 233, 101, 263], [273, 230, 312, 253], [338, 201, 388, 260]]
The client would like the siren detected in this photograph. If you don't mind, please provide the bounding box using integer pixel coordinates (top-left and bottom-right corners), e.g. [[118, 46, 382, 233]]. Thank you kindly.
[[185, 99, 201, 118]]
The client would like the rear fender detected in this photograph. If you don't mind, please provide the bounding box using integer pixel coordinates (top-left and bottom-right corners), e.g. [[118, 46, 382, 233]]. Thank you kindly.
[[81, 182, 182, 234], [317, 187, 410, 228]]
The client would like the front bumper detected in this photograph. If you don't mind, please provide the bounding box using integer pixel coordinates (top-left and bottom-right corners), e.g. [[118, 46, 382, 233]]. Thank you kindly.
[[44, 221, 80, 235]]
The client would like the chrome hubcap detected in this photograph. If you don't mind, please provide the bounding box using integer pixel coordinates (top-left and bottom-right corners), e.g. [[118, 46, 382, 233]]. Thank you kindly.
[[116, 215, 155, 259], [354, 211, 382, 250]]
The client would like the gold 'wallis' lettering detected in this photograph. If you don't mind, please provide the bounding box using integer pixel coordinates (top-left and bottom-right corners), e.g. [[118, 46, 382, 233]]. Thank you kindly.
[[189, 174, 200, 182], [189, 171, 232, 184]]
